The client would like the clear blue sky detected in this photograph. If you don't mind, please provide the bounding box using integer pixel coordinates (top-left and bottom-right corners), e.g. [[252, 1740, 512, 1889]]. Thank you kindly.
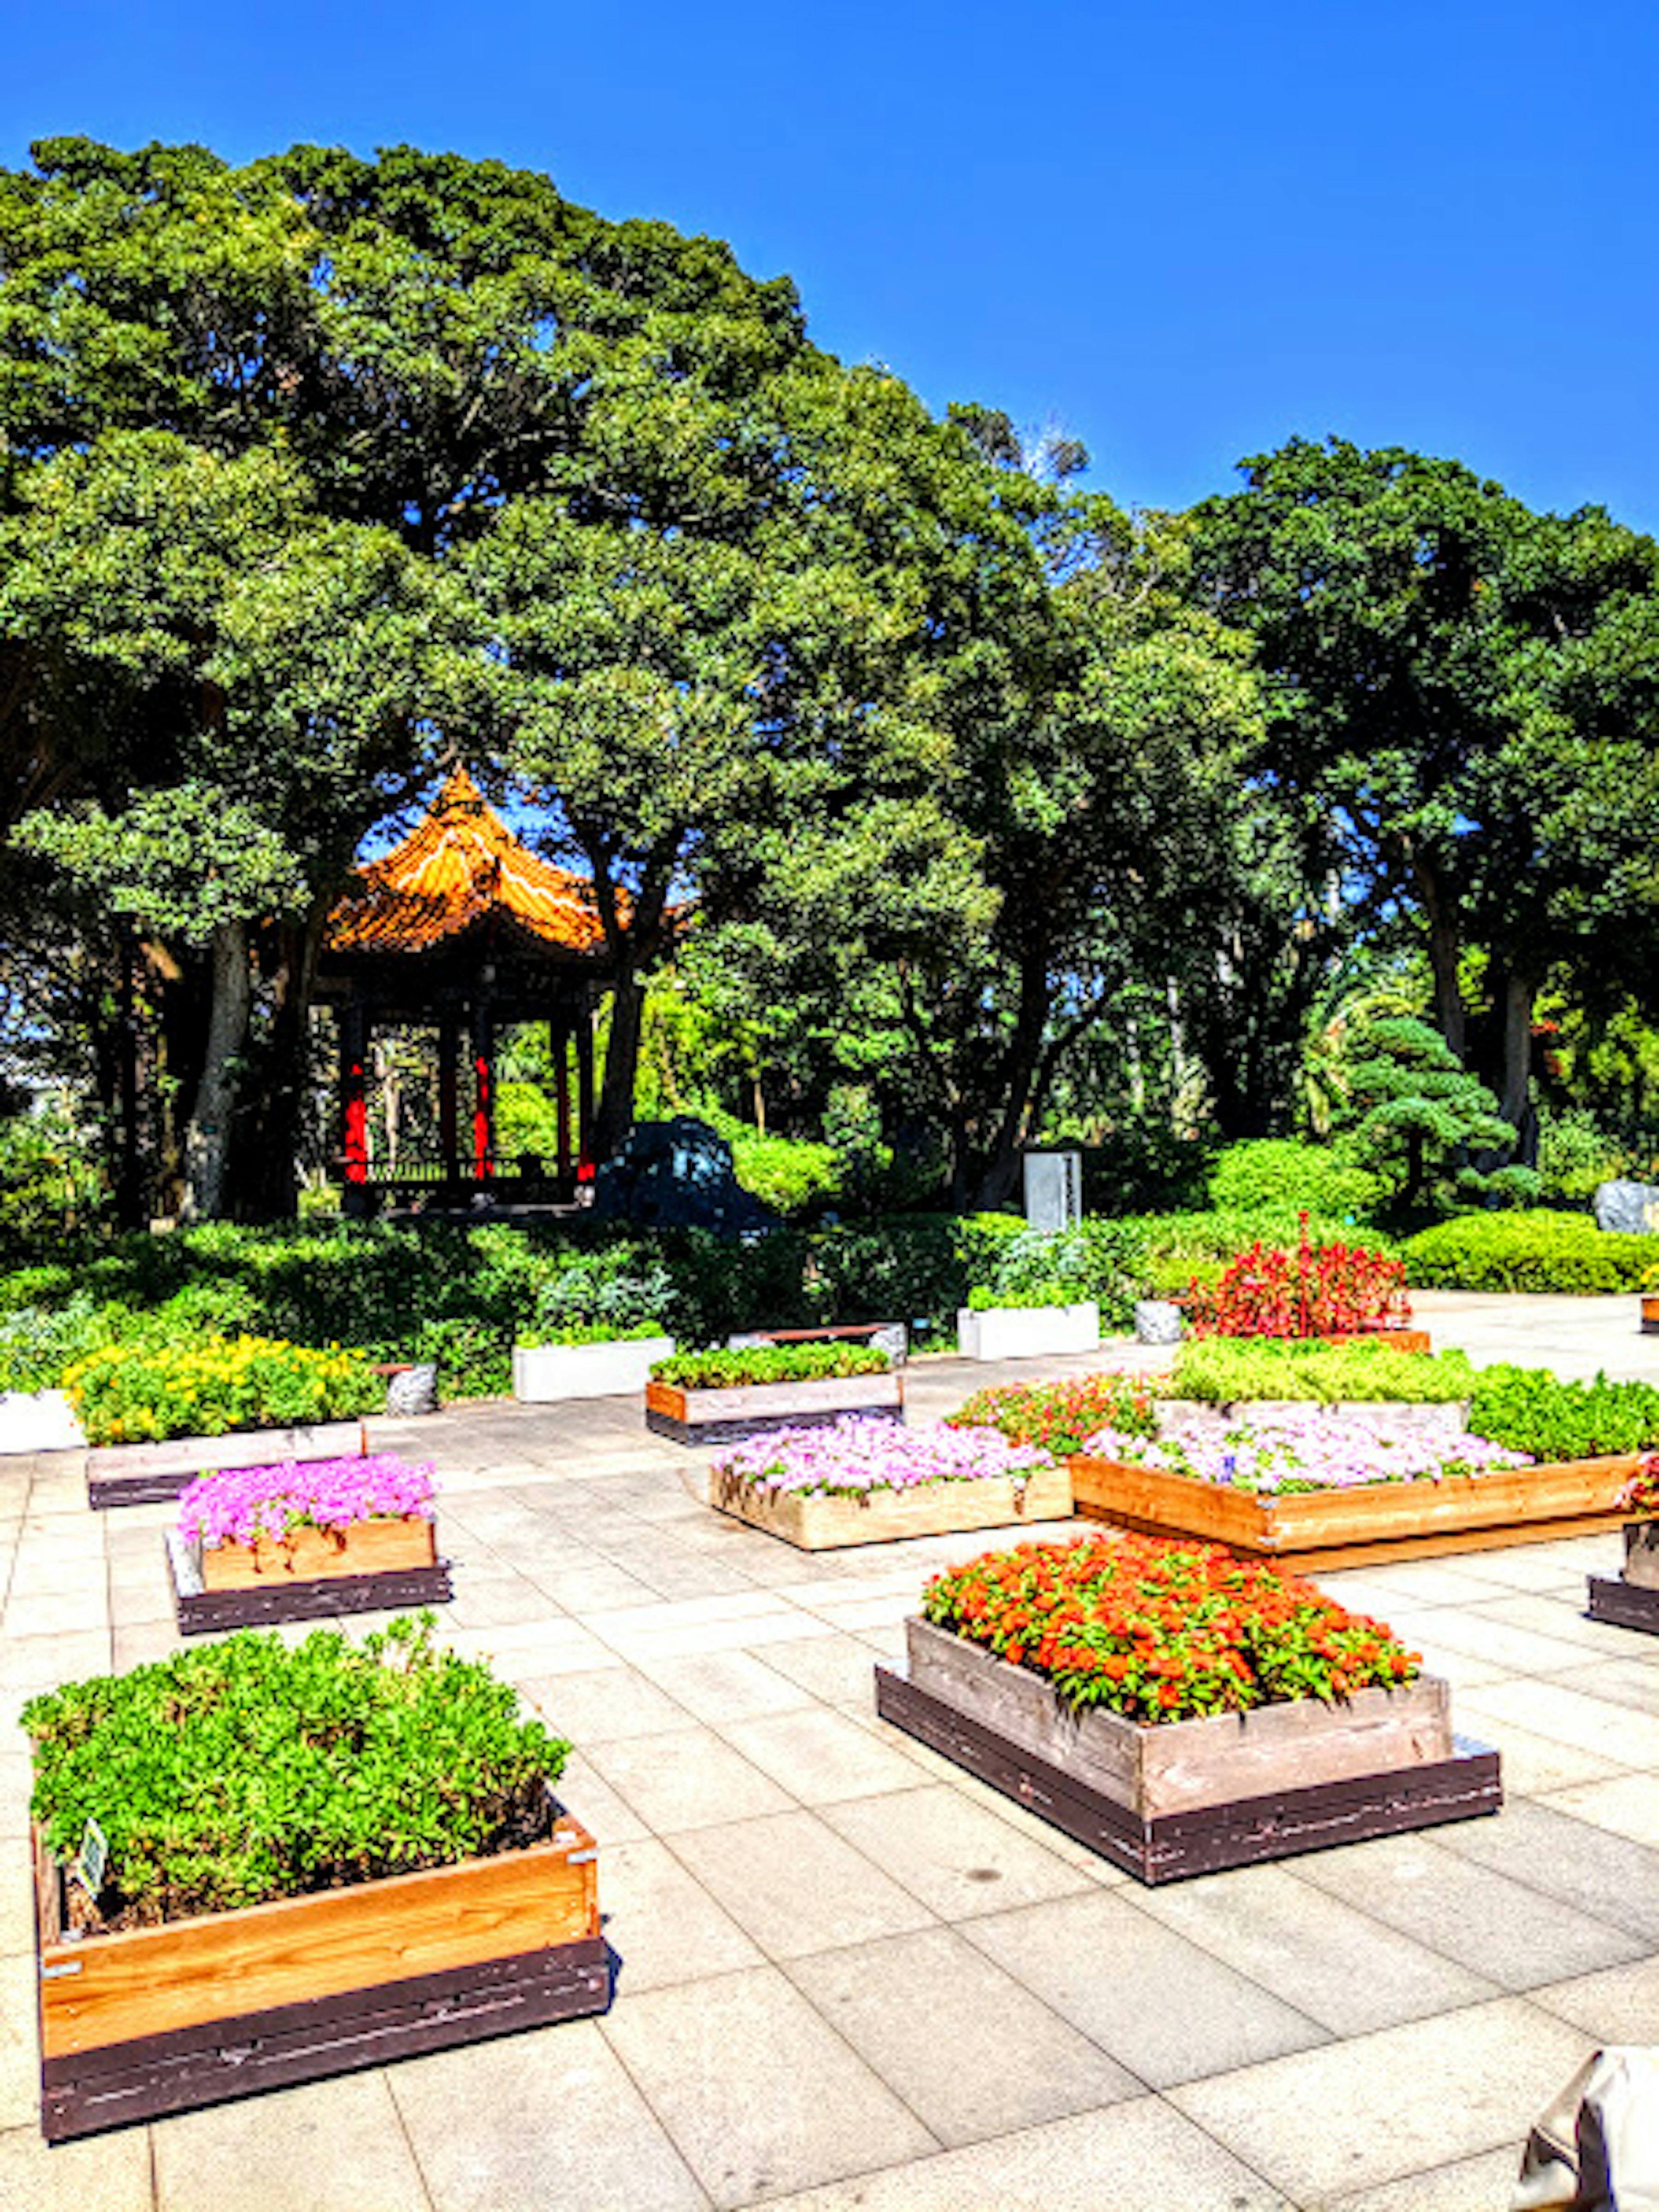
[[7, 0, 1658, 528]]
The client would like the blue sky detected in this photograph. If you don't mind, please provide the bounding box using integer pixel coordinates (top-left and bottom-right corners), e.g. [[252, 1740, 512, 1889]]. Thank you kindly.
[[7, 0, 1658, 528]]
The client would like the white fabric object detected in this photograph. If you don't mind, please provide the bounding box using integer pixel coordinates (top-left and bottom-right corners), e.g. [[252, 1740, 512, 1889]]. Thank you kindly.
[[1514, 2047, 1659, 2210]]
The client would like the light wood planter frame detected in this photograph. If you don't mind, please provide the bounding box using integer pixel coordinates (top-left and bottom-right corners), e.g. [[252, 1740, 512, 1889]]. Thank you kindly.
[[33, 1797, 604, 2142], [646, 1371, 903, 1447], [164, 1516, 452, 1636], [1068, 1451, 1640, 1571], [86, 1421, 369, 1510], [706, 1462, 1074, 1550], [875, 1618, 1500, 1884], [1588, 1520, 1659, 1637]]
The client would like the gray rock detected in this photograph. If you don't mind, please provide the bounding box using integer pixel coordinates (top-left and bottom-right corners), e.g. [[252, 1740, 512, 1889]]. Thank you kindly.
[[589, 1117, 775, 1233], [386, 1362, 439, 1416], [1133, 1300, 1184, 1345], [1593, 1180, 1659, 1235]]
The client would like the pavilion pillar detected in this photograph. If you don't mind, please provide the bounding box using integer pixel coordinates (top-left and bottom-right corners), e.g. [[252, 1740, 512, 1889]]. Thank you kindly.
[[340, 1001, 371, 1217], [551, 1010, 573, 1181], [470, 996, 495, 1180], [437, 1012, 460, 1180], [574, 998, 595, 1171]]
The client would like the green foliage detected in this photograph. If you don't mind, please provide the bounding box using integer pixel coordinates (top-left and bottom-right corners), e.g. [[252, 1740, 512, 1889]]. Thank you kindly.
[[0, 1108, 106, 1257], [652, 1341, 890, 1388], [63, 1335, 384, 1445], [1206, 1139, 1379, 1221], [1465, 1365, 1659, 1461], [519, 1253, 674, 1346], [22, 1615, 567, 1926], [0, 1299, 107, 1393], [1533, 1108, 1628, 1206], [727, 1131, 844, 1218], [964, 1220, 1148, 1330], [946, 1372, 1158, 1456], [1166, 1338, 1477, 1405], [1401, 1211, 1654, 1293], [1332, 1017, 1527, 1208]]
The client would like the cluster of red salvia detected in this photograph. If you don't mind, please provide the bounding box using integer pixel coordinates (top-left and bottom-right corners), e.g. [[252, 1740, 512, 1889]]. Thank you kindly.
[[945, 1372, 1156, 1458], [923, 1532, 1420, 1725], [1184, 1214, 1409, 1340]]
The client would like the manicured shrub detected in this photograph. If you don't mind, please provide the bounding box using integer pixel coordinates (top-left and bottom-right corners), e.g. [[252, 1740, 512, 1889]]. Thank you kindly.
[[22, 1615, 567, 1928], [1167, 1338, 1477, 1405], [63, 1336, 384, 1446], [947, 1372, 1158, 1456], [518, 1253, 674, 1347], [1464, 1366, 1659, 1460], [1401, 1211, 1653, 1294], [922, 1534, 1421, 1723], [1207, 1139, 1381, 1222], [651, 1341, 890, 1389]]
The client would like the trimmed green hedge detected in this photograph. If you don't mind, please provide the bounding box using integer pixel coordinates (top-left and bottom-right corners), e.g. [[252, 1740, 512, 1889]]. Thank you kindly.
[[1400, 1211, 1655, 1294], [1165, 1339, 1477, 1405]]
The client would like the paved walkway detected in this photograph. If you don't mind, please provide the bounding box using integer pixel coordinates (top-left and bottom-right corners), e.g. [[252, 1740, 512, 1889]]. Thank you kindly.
[[0, 1298, 1656, 2209]]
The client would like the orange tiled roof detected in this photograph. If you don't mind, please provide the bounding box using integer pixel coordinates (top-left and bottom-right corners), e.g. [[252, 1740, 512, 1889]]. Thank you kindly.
[[328, 768, 606, 957]]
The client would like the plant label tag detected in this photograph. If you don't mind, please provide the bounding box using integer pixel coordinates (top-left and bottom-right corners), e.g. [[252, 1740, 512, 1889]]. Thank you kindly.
[[72, 1819, 108, 1897]]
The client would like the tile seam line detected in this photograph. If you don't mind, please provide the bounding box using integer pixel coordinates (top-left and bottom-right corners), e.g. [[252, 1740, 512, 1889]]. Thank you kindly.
[[375, 2059, 442, 2212]]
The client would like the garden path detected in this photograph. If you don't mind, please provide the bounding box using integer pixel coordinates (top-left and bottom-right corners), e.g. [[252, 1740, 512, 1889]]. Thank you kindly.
[[0, 1293, 1654, 2209]]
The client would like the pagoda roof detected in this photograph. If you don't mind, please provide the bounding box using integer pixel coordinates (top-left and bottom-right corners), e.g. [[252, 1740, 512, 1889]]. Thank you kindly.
[[328, 768, 607, 959]]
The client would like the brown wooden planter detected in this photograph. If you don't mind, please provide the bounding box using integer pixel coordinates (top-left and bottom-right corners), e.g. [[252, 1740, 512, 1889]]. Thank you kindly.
[[875, 1618, 1500, 1885], [646, 1370, 903, 1447], [706, 1462, 1074, 1550], [1587, 1520, 1659, 1636], [164, 1516, 452, 1636], [86, 1421, 368, 1510], [1641, 1296, 1659, 1338], [1067, 1451, 1640, 1571], [34, 1799, 605, 2141]]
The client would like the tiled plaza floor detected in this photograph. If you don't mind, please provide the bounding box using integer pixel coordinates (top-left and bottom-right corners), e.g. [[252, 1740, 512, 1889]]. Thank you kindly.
[[0, 1295, 1656, 2208]]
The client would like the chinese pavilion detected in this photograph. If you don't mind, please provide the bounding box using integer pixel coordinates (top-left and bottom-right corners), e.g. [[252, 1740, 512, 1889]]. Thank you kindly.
[[316, 768, 614, 1215]]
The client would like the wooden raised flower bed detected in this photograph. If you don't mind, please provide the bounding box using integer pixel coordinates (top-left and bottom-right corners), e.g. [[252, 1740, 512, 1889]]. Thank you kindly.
[[164, 1515, 452, 1636], [33, 1797, 604, 2141], [707, 1460, 1074, 1549], [1588, 1520, 1659, 1636], [1068, 1451, 1640, 1571], [875, 1617, 1500, 1884], [86, 1421, 368, 1510], [646, 1370, 903, 1447]]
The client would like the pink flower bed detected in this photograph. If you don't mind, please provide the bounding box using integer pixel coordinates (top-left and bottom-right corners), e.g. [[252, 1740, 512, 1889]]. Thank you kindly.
[[178, 1454, 437, 1550], [712, 1416, 1055, 1501], [1079, 1412, 1531, 1497]]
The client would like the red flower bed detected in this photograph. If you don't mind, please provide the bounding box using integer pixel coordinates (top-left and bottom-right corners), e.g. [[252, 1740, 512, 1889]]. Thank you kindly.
[[945, 1372, 1156, 1457], [922, 1532, 1420, 1725], [1184, 1215, 1409, 1340]]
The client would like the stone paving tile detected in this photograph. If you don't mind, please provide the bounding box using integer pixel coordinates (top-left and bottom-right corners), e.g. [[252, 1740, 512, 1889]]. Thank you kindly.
[[787, 1926, 1142, 2147], [445, 1570, 566, 1628], [1431, 1794, 1659, 1941], [1540, 1769, 1659, 1846], [0, 1951, 38, 2129], [602, 1836, 766, 1994], [153, 2069, 433, 2212], [1324, 2145, 1527, 2212], [669, 1808, 938, 1958], [600, 1964, 938, 2211], [632, 1646, 817, 1724], [961, 1889, 1329, 2088], [585, 1725, 796, 1835], [517, 1663, 693, 1743], [1529, 1950, 1659, 2044], [1168, 1996, 1591, 2206], [1447, 1546, 1591, 1593], [1129, 1859, 1499, 2038], [1551, 1651, 1659, 1717], [820, 1783, 1098, 1920], [1440, 1711, 1627, 1796], [755, 1630, 887, 1706], [553, 1749, 655, 1844], [717, 1707, 926, 1805], [390, 2015, 711, 2212], [1402, 1608, 1614, 1677], [1469, 1590, 1649, 1655], [1318, 1559, 1506, 1609], [1292, 1827, 1648, 1988], [0, 2119, 155, 2212], [756, 2093, 1295, 2211], [1457, 1675, 1659, 1766]]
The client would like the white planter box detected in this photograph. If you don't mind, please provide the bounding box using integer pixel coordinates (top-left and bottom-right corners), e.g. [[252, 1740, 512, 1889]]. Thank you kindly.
[[513, 1335, 675, 1403], [957, 1303, 1100, 1362], [0, 1389, 86, 1455]]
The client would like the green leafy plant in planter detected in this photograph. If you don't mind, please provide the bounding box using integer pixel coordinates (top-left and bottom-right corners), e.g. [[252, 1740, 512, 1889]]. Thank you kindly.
[[652, 1342, 890, 1389], [965, 1223, 1144, 1331], [1464, 1367, 1659, 1462], [966, 1281, 1079, 1312], [22, 1614, 569, 1929], [517, 1254, 674, 1351], [1166, 1339, 1476, 1405]]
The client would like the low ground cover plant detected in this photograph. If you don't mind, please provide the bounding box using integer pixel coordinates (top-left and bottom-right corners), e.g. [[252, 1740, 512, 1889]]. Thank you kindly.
[[651, 1341, 890, 1388], [947, 1373, 1158, 1456], [1077, 1412, 1529, 1494], [1400, 1211, 1654, 1294], [1167, 1339, 1476, 1405], [178, 1454, 436, 1551], [922, 1534, 1421, 1722], [1183, 1220, 1410, 1340], [23, 1615, 568, 1929], [1464, 1366, 1659, 1461], [64, 1336, 384, 1446], [712, 1416, 1054, 1500]]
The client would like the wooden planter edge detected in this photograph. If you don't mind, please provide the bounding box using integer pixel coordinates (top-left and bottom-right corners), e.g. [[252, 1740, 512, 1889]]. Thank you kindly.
[[705, 1463, 1075, 1550], [646, 1372, 904, 1447], [86, 1421, 369, 1510], [163, 1529, 454, 1636]]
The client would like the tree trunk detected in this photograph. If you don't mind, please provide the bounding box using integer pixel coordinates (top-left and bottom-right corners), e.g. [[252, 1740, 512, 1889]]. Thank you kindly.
[[181, 919, 251, 1224], [224, 910, 326, 1222], [1414, 860, 1466, 1062], [1500, 966, 1538, 1160], [593, 968, 646, 1163], [973, 953, 1054, 1211]]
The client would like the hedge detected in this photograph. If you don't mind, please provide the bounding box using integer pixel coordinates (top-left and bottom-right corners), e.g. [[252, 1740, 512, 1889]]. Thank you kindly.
[[1400, 1211, 1655, 1294]]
